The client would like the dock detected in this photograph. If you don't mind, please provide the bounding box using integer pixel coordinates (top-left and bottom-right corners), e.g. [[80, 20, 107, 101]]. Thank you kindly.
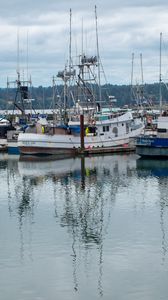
[[78, 144, 135, 156]]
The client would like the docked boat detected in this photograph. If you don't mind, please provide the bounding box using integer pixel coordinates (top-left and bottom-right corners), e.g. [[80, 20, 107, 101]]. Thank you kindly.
[[7, 129, 21, 154], [136, 114, 168, 158], [136, 33, 168, 158], [0, 118, 15, 151], [18, 111, 144, 155], [6, 69, 37, 155]]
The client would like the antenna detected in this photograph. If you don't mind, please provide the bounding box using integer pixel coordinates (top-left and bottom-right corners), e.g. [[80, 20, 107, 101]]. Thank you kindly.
[[95, 5, 102, 108], [159, 32, 162, 115]]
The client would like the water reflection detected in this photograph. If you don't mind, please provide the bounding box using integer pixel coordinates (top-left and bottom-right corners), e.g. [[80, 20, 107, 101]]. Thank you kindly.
[[136, 158, 168, 177], [1, 153, 137, 296], [0, 155, 35, 262], [137, 158, 168, 262], [2, 153, 168, 298]]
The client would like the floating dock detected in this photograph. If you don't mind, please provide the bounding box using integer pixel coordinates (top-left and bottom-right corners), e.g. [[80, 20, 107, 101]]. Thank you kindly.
[[78, 144, 135, 156]]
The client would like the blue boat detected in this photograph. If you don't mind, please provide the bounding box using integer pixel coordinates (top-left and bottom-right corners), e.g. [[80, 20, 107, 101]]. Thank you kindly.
[[136, 33, 168, 158], [136, 115, 168, 157]]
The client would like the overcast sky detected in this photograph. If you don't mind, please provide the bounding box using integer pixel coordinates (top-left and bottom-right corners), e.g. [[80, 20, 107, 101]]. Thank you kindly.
[[1, 0, 168, 87]]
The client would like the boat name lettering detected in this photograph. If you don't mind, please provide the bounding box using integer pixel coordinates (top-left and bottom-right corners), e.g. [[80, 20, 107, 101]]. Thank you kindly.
[[22, 141, 36, 145], [139, 138, 154, 145]]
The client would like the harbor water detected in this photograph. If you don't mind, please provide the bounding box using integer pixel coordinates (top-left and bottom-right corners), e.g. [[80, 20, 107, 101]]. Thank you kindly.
[[0, 153, 168, 300]]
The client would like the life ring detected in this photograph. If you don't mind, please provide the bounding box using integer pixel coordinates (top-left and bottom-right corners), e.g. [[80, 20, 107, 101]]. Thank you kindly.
[[91, 119, 96, 125], [147, 116, 152, 124]]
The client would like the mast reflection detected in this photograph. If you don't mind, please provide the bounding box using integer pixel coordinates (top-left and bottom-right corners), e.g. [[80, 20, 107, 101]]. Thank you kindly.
[[5, 155, 35, 262]]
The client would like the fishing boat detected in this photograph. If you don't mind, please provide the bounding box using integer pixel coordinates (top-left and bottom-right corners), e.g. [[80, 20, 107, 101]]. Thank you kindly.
[[136, 33, 168, 158], [7, 69, 36, 155], [17, 8, 144, 156], [0, 117, 15, 151], [136, 113, 168, 157], [18, 110, 144, 155]]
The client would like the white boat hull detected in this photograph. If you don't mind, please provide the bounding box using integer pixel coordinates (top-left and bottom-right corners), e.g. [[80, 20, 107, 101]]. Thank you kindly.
[[18, 126, 143, 155], [17, 110, 144, 155]]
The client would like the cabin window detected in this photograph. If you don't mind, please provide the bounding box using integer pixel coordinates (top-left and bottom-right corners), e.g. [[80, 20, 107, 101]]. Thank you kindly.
[[157, 128, 167, 133], [112, 127, 118, 137], [126, 123, 129, 134], [103, 126, 109, 132]]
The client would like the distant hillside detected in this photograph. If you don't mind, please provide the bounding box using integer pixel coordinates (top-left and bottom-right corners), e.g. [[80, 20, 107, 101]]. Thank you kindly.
[[0, 83, 166, 110]]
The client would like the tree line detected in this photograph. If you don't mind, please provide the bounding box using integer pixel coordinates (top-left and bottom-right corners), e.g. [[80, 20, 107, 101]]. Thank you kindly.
[[0, 83, 167, 110]]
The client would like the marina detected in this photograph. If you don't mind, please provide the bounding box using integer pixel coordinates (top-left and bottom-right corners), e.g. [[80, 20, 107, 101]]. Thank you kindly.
[[1, 2, 168, 300]]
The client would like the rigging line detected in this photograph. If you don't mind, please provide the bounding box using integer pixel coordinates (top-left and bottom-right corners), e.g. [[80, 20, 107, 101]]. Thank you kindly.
[[99, 57, 108, 84]]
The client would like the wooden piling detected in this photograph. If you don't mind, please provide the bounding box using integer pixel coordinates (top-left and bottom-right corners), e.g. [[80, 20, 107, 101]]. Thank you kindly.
[[80, 114, 84, 151]]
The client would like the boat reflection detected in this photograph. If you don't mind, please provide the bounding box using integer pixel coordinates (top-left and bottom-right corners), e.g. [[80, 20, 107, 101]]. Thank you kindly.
[[136, 157, 168, 177], [1, 153, 168, 296], [2, 153, 137, 295], [136, 157, 168, 262]]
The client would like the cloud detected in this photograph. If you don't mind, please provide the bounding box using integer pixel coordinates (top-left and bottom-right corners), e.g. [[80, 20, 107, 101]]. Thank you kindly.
[[0, 1, 168, 86]]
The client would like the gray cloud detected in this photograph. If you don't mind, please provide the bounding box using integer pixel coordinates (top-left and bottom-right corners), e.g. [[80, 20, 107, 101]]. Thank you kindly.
[[0, 1, 168, 86]]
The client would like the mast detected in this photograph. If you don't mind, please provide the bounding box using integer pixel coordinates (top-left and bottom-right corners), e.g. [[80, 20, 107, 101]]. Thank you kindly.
[[140, 53, 144, 86], [26, 30, 29, 82], [52, 76, 57, 125], [140, 53, 144, 106], [7, 30, 33, 121], [57, 9, 76, 125], [159, 32, 162, 115], [81, 18, 84, 56], [16, 29, 24, 115], [69, 8, 72, 71], [17, 29, 20, 77], [130, 52, 134, 102], [95, 5, 102, 110]]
